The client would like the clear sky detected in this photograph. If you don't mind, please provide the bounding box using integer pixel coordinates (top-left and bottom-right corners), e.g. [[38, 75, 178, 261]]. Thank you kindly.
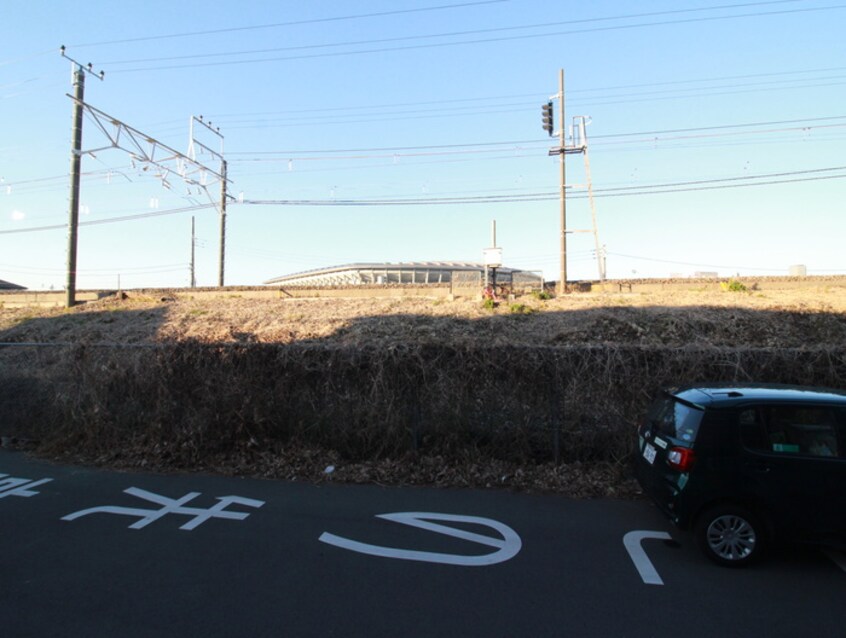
[[1, 0, 844, 290]]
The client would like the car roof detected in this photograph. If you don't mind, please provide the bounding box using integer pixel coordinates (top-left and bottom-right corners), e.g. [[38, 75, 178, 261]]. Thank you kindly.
[[670, 384, 846, 408]]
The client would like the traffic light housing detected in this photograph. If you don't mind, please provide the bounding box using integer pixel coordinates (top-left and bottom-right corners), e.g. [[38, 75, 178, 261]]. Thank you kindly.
[[541, 101, 554, 136]]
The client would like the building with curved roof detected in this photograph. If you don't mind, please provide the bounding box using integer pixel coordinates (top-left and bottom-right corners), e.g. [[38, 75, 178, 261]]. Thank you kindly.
[[0, 278, 25, 291], [263, 262, 542, 288]]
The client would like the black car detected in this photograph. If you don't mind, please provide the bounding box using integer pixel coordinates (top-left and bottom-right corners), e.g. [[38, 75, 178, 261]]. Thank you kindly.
[[635, 384, 846, 567]]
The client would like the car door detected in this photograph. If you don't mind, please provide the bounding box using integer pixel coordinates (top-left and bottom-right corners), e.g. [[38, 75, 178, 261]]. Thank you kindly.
[[824, 408, 846, 540], [737, 404, 838, 541]]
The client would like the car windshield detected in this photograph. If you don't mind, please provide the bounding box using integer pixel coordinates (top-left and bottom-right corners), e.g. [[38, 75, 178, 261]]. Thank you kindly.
[[648, 396, 704, 443]]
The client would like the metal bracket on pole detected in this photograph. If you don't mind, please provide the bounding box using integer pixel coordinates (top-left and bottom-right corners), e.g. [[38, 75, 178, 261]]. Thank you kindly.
[[549, 113, 605, 282], [189, 115, 231, 286], [69, 99, 227, 206]]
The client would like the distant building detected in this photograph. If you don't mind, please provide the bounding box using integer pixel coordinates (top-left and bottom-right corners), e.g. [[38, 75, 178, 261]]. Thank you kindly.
[[693, 271, 719, 279], [0, 278, 25, 290], [788, 264, 807, 277], [264, 262, 542, 288]]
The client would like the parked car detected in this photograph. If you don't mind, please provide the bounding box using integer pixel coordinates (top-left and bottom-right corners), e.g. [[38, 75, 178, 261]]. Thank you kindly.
[[635, 384, 846, 567]]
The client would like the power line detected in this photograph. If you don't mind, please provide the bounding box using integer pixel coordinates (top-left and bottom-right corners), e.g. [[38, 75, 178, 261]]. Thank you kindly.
[[99, 1, 802, 66], [236, 166, 846, 207], [6, 116, 844, 208], [107, 4, 846, 73], [73, 1, 507, 47], [0, 204, 214, 235], [224, 115, 846, 158], [201, 65, 846, 124], [606, 252, 799, 273]]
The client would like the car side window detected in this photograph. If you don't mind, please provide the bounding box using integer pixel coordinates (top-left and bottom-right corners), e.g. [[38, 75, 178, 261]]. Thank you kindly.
[[755, 405, 841, 458], [738, 408, 768, 451]]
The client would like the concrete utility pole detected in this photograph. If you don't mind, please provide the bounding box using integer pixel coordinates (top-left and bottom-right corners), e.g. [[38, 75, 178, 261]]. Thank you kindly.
[[557, 69, 567, 295], [65, 64, 85, 308], [190, 216, 196, 288], [579, 117, 605, 281], [218, 160, 227, 287], [188, 115, 228, 288], [545, 71, 606, 289], [62, 47, 104, 308]]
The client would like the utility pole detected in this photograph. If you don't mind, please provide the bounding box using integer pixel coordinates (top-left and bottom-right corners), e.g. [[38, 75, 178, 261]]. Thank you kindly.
[[188, 115, 228, 288], [544, 71, 605, 289], [218, 160, 227, 287], [579, 117, 605, 281], [557, 69, 566, 295], [62, 47, 104, 308], [190, 216, 196, 288], [65, 63, 85, 308]]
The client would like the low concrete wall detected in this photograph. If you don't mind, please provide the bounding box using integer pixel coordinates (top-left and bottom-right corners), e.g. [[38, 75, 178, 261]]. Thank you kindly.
[[0, 285, 462, 307], [4, 275, 844, 307], [0, 291, 101, 308], [590, 276, 846, 294]]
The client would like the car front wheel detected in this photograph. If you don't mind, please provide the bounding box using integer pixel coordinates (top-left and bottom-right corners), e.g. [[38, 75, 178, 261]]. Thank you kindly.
[[695, 505, 765, 567]]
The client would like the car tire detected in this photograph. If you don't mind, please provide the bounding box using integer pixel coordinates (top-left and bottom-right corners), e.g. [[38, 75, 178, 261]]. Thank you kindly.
[[695, 505, 765, 567]]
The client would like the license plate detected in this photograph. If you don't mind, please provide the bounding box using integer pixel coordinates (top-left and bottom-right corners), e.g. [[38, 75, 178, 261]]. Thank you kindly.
[[642, 442, 657, 465]]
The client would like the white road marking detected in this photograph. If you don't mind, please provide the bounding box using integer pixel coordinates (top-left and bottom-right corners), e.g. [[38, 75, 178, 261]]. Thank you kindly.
[[319, 512, 522, 566], [624, 530, 672, 585], [0, 474, 53, 499], [61, 487, 264, 530], [823, 549, 846, 573]]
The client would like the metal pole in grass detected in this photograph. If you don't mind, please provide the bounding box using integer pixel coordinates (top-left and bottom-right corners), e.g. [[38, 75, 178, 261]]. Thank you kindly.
[[410, 389, 421, 452], [549, 367, 562, 465]]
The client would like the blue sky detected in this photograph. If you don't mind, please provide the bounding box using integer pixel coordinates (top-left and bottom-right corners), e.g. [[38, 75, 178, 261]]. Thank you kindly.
[[1, 0, 844, 290]]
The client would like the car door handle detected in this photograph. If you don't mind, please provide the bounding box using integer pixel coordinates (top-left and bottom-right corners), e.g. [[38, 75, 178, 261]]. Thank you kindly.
[[745, 460, 772, 473]]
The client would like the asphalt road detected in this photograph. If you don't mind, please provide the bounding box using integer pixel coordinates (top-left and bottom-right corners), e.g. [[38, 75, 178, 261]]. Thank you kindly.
[[2, 449, 845, 637]]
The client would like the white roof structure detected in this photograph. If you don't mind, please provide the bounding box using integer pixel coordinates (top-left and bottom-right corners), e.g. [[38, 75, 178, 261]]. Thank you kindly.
[[264, 262, 541, 287]]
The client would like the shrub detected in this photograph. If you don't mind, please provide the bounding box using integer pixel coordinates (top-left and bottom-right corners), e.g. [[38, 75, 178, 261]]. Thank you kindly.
[[720, 279, 748, 293], [509, 303, 534, 315]]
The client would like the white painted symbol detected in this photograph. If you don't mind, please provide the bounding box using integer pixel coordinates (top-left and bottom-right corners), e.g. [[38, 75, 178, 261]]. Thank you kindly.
[[61, 487, 264, 530], [624, 530, 672, 585], [319, 512, 522, 566], [824, 549, 846, 573], [0, 473, 53, 499]]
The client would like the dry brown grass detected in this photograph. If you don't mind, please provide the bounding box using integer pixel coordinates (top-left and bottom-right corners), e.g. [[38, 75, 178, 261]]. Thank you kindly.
[[3, 284, 846, 346], [2, 284, 845, 497]]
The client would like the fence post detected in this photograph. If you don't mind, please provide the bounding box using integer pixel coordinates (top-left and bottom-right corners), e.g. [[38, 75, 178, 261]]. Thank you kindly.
[[409, 385, 421, 452], [549, 364, 562, 465]]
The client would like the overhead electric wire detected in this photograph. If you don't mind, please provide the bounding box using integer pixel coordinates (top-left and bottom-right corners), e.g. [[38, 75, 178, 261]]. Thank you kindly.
[[99, 1, 803, 66], [226, 114, 846, 158], [105, 4, 846, 73], [208, 65, 846, 125], [606, 252, 796, 273], [0, 262, 188, 276], [238, 166, 846, 206], [73, 1, 507, 47], [0, 204, 214, 235]]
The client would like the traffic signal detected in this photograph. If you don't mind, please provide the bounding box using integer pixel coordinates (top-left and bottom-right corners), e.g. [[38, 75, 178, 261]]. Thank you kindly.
[[541, 101, 554, 136]]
